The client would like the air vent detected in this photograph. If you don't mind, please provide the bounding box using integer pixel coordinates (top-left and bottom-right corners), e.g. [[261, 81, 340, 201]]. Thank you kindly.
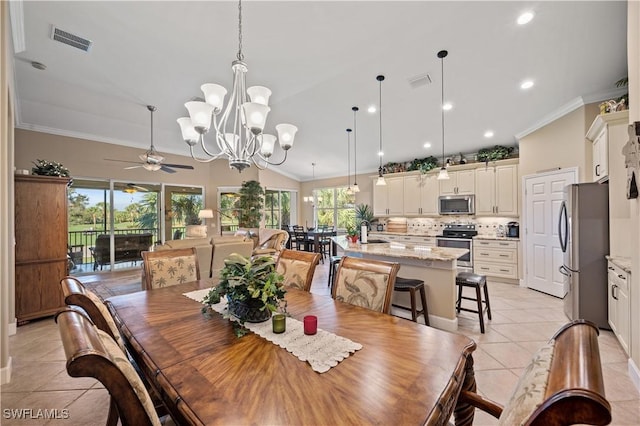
[[408, 72, 432, 89], [50, 26, 92, 52]]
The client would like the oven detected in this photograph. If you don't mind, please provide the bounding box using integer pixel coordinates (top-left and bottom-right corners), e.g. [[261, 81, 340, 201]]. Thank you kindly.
[[436, 237, 473, 268]]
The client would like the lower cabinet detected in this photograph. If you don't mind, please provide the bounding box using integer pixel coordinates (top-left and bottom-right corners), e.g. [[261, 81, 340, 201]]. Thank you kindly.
[[473, 239, 519, 280], [607, 261, 630, 356], [368, 233, 435, 247]]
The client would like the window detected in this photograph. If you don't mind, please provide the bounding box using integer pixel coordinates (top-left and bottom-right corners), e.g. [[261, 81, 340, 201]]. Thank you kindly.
[[219, 190, 241, 232], [265, 190, 292, 229], [314, 187, 355, 230]]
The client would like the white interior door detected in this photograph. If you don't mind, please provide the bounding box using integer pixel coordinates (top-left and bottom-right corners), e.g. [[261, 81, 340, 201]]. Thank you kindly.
[[523, 168, 576, 297]]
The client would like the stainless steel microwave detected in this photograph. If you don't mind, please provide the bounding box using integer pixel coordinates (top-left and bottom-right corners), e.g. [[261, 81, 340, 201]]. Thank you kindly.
[[438, 195, 475, 215]]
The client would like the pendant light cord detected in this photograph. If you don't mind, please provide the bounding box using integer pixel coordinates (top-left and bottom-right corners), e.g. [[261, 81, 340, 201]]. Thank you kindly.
[[378, 76, 384, 171], [352, 107, 358, 184], [346, 129, 351, 188], [441, 55, 445, 165], [237, 0, 244, 61]]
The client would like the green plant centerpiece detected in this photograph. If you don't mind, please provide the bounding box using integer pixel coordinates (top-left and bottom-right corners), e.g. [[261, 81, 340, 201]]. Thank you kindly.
[[202, 253, 286, 336], [354, 204, 374, 229], [237, 180, 265, 228], [345, 222, 359, 243]]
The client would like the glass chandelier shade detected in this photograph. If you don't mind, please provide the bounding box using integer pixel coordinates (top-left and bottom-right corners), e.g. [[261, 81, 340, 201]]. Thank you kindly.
[[375, 75, 387, 186], [437, 50, 450, 181], [177, 0, 297, 173]]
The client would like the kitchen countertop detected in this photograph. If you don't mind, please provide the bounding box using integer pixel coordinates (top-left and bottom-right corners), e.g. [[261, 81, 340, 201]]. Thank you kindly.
[[334, 236, 468, 262], [369, 231, 438, 237], [606, 255, 632, 273], [473, 236, 520, 241]]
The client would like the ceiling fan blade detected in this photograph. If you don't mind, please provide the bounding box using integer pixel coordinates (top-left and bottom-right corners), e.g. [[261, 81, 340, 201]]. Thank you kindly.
[[160, 165, 177, 174], [104, 158, 141, 165], [124, 165, 143, 170], [163, 163, 195, 170], [132, 185, 149, 192]]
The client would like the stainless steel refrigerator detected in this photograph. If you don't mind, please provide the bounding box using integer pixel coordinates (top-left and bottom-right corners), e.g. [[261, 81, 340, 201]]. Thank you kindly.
[[558, 183, 610, 329]]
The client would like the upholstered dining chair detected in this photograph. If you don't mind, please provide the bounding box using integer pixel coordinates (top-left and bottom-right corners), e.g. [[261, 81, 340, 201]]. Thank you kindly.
[[142, 247, 200, 290], [276, 249, 321, 292], [332, 256, 400, 314], [55, 309, 164, 426]]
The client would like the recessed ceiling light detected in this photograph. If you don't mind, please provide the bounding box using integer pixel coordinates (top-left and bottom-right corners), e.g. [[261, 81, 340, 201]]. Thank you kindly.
[[442, 102, 453, 111], [520, 80, 534, 90], [368, 105, 376, 113], [517, 12, 534, 25], [484, 130, 494, 138], [423, 142, 432, 149], [378, 151, 384, 156]]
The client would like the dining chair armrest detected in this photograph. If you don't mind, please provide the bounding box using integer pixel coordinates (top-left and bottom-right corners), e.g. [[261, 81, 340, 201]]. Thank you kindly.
[[458, 390, 503, 419]]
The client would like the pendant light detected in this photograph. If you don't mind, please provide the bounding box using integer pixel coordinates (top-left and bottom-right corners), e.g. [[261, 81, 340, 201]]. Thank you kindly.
[[351, 106, 360, 193], [375, 75, 387, 186], [304, 162, 317, 204], [346, 128, 353, 194], [437, 50, 450, 180]]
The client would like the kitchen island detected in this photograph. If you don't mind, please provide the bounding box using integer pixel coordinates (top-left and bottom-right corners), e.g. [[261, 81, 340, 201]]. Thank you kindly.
[[334, 236, 468, 331]]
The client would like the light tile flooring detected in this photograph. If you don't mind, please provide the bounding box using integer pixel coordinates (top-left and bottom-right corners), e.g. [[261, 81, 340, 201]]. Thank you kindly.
[[2, 260, 639, 425]]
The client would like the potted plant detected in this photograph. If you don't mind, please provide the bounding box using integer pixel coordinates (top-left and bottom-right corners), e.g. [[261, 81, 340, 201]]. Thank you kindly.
[[354, 204, 374, 229], [345, 223, 359, 243], [202, 253, 286, 336]]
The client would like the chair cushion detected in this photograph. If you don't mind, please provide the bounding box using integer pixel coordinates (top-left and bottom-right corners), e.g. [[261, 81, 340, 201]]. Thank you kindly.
[[277, 257, 312, 291], [147, 255, 198, 289], [84, 289, 125, 351], [394, 277, 424, 290], [456, 272, 486, 286], [334, 268, 390, 313], [498, 341, 554, 426]]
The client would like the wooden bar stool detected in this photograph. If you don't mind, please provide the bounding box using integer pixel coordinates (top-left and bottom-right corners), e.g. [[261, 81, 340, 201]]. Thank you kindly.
[[327, 255, 342, 290], [455, 272, 492, 333], [391, 277, 429, 326]]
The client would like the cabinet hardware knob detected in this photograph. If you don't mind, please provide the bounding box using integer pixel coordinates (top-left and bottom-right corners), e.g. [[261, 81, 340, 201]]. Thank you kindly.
[[608, 266, 615, 270], [618, 274, 625, 279]]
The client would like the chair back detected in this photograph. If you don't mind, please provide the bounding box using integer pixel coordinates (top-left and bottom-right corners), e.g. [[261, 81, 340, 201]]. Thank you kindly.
[[276, 249, 321, 292], [332, 256, 400, 314], [60, 276, 125, 351], [142, 247, 200, 290], [55, 309, 161, 426]]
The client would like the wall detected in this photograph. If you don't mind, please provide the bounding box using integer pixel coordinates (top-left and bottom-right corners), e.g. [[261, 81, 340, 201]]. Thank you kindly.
[[518, 103, 599, 181]]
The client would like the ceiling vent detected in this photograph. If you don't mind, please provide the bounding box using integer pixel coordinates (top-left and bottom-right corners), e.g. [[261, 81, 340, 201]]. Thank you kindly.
[[408, 72, 432, 89], [50, 26, 92, 52]]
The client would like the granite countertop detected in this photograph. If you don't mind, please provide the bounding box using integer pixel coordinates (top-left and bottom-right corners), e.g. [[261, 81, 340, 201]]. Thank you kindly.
[[333, 236, 468, 262], [473, 235, 520, 241], [368, 231, 439, 237], [605, 255, 632, 274]]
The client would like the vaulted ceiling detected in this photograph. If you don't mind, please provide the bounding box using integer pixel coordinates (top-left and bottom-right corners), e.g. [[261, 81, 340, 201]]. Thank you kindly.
[[11, 1, 628, 181]]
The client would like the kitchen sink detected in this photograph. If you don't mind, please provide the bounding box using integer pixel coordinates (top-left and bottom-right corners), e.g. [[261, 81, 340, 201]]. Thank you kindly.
[[364, 239, 388, 244]]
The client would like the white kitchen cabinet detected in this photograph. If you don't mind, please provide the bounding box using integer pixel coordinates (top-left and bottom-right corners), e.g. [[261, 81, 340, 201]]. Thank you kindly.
[[607, 260, 630, 356], [439, 169, 475, 195], [586, 111, 629, 183], [404, 174, 439, 216], [473, 238, 519, 281], [373, 176, 404, 216], [475, 163, 518, 216]]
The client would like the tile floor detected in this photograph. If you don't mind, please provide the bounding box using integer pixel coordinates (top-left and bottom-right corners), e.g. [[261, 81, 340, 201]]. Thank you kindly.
[[2, 260, 639, 425]]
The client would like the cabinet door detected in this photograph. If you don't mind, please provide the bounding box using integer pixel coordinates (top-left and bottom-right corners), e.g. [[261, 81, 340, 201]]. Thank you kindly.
[[592, 127, 608, 182], [456, 170, 476, 194], [373, 181, 389, 216], [420, 174, 439, 215], [403, 175, 422, 215], [386, 177, 405, 215], [475, 167, 495, 215], [607, 269, 618, 333], [495, 164, 518, 215], [439, 173, 457, 195], [618, 282, 630, 355]]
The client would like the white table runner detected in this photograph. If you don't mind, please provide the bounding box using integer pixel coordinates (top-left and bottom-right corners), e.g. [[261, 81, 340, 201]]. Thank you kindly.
[[183, 288, 363, 373]]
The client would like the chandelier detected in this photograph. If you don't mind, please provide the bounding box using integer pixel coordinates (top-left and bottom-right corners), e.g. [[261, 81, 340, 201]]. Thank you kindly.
[[176, 0, 297, 172]]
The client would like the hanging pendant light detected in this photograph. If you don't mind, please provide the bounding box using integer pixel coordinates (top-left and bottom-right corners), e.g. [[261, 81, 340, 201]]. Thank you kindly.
[[375, 75, 387, 186], [437, 50, 450, 180], [346, 128, 353, 194], [304, 162, 317, 204], [351, 107, 360, 193]]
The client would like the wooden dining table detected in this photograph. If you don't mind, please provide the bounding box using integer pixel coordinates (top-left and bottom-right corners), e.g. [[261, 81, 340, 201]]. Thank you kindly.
[[106, 281, 478, 425]]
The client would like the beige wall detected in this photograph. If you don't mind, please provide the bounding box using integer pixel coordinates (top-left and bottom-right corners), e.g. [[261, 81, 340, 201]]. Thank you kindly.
[[519, 103, 599, 182]]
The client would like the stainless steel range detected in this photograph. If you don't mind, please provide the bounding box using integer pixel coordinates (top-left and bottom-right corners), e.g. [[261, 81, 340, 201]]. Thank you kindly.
[[436, 224, 477, 269]]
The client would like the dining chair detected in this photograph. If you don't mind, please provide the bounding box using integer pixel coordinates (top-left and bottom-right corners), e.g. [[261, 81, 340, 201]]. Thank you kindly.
[[55, 309, 163, 426], [142, 247, 200, 290], [458, 320, 611, 425], [291, 228, 308, 251], [276, 249, 321, 292], [332, 256, 400, 314], [316, 227, 332, 263]]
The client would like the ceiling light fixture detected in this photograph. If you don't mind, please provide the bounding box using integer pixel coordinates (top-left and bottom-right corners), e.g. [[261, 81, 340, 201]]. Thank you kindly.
[[423, 142, 432, 149], [517, 11, 534, 25], [177, 0, 297, 173], [442, 102, 453, 111], [304, 162, 317, 203], [437, 50, 450, 181], [376, 75, 387, 186], [368, 105, 376, 113], [484, 130, 494, 138], [351, 106, 360, 193], [346, 128, 353, 194], [521, 80, 534, 89]]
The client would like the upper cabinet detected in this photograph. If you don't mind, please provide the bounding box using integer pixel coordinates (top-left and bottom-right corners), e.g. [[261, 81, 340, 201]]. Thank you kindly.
[[586, 111, 628, 183], [439, 169, 475, 195], [373, 176, 404, 216], [404, 174, 439, 216], [475, 163, 519, 216]]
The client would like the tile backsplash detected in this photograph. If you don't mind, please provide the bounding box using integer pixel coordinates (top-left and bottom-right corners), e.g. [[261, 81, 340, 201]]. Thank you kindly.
[[376, 216, 518, 236]]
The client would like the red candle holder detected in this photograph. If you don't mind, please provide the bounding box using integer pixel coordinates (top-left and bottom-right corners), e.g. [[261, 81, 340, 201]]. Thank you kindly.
[[303, 315, 317, 335]]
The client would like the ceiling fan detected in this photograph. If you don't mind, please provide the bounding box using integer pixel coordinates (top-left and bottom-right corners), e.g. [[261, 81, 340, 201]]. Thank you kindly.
[[122, 183, 148, 194], [105, 105, 195, 174]]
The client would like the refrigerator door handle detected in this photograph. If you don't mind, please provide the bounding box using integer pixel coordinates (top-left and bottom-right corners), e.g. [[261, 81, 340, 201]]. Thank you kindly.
[[558, 201, 568, 253], [559, 264, 572, 277]]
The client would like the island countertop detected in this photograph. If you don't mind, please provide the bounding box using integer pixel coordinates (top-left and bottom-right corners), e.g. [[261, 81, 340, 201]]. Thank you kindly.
[[333, 236, 468, 262]]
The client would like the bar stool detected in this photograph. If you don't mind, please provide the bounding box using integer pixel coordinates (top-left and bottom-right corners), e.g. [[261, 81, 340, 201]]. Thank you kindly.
[[391, 277, 429, 326], [455, 272, 492, 333], [327, 255, 342, 290]]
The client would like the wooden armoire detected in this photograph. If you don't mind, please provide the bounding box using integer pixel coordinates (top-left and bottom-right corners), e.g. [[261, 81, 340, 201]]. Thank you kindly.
[[15, 175, 70, 322]]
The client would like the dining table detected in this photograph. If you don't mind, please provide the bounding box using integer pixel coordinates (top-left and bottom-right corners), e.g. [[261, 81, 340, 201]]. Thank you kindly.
[[106, 281, 478, 425]]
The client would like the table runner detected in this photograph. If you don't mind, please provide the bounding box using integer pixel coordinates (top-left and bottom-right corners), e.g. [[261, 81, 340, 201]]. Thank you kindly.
[[183, 288, 363, 373]]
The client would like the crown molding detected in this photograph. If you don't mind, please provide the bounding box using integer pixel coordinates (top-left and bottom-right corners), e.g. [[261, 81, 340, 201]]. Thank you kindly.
[[9, 0, 25, 53]]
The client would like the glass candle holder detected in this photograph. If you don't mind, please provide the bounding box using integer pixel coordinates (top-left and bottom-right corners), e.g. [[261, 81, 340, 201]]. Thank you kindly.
[[272, 314, 286, 334], [303, 315, 317, 335]]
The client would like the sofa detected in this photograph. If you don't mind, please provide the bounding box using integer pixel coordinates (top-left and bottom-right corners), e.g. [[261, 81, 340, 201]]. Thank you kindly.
[[154, 235, 253, 279], [234, 228, 289, 260]]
